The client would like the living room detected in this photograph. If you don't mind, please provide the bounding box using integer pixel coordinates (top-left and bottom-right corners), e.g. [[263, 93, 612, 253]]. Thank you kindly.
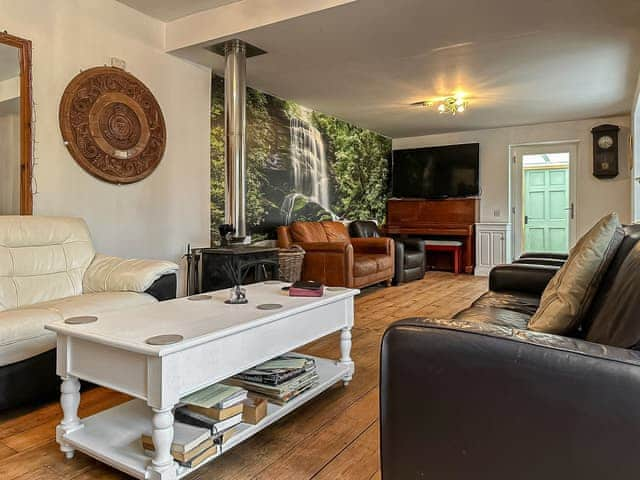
[[1, 0, 640, 479]]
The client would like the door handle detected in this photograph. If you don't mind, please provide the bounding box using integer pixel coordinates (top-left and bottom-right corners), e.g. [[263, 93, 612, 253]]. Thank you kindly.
[[564, 203, 575, 219], [524, 215, 528, 225]]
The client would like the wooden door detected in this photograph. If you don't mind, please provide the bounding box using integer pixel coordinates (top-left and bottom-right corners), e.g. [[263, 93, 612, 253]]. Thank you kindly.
[[524, 166, 569, 253]]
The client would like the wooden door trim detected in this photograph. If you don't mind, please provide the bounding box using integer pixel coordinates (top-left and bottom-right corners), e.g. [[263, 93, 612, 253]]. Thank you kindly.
[[0, 32, 33, 215]]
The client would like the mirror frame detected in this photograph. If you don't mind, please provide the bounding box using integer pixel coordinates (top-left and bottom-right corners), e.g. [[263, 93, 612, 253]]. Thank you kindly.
[[0, 32, 33, 215]]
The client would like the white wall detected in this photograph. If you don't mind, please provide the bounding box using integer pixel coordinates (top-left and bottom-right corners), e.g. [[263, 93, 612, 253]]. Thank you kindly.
[[393, 115, 631, 240], [1, 0, 211, 265], [0, 111, 20, 215]]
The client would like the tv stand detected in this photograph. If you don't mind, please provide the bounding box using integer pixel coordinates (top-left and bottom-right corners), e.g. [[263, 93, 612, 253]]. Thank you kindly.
[[383, 198, 480, 273]]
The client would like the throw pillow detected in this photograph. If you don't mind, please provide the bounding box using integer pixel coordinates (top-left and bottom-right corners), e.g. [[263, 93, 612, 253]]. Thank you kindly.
[[528, 212, 624, 335]]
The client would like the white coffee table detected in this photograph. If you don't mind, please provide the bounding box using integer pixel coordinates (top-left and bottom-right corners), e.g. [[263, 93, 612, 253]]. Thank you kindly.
[[46, 282, 358, 480]]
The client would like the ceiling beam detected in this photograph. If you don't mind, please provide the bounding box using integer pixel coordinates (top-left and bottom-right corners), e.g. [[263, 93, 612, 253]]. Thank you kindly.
[[164, 0, 356, 52]]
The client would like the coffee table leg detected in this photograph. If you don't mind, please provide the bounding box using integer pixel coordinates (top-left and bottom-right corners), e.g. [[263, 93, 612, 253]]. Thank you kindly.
[[56, 376, 82, 459], [339, 326, 355, 385], [147, 407, 177, 480]]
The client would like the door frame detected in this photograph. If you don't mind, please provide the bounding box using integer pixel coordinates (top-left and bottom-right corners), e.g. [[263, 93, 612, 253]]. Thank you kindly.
[[510, 141, 578, 258]]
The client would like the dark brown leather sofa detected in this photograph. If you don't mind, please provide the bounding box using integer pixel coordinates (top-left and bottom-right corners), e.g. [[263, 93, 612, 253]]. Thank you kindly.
[[277, 221, 394, 288], [380, 224, 640, 479], [349, 220, 425, 284]]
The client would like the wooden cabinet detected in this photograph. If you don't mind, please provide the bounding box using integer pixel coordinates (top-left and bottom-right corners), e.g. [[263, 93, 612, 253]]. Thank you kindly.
[[475, 223, 512, 276]]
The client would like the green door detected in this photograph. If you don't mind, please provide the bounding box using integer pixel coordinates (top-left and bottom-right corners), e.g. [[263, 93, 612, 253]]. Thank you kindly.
[[524, 167, 569, 253]]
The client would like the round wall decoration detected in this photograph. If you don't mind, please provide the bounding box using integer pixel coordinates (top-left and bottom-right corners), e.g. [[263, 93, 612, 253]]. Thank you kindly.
[[59, 66, 166, 184]]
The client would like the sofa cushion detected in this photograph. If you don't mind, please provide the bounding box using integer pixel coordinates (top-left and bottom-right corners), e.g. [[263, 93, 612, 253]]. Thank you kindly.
[[354, 255, 378, 277], [0, 216, 95, 311], [528, 213, 624, 335], [322, 221, 350, 243], [454, 306, 530, 329], [404, 251, 424, 269], [83, 254, 178, 294], [290, 222, 328, 243], [586, 242, 640, 348], [375, 255, 393, 271], [27, 291, 158, 320], [473, 290, 540, 317], [0, 309, 61, 366]]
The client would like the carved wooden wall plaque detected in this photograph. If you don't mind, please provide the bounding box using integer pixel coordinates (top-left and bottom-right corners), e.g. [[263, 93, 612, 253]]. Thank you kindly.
[[59, 67, 166, 184]]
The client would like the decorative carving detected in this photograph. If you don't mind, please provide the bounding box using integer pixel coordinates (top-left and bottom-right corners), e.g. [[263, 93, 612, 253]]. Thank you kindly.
[[59, 67, 166, 184]]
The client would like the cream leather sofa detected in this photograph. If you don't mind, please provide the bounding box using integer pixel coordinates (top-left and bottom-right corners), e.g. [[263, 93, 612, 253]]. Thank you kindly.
[[0, 216, 179, 410]]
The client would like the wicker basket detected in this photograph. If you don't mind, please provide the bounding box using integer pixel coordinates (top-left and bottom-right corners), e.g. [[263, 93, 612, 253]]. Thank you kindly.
[[278, 245, 305, 282]]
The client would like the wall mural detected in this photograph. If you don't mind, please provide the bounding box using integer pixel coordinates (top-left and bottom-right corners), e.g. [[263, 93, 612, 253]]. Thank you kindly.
[[210, 75, 391, 242]]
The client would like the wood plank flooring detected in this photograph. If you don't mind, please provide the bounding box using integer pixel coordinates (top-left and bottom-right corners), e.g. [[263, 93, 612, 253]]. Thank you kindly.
[[0, 272, 486, 480]]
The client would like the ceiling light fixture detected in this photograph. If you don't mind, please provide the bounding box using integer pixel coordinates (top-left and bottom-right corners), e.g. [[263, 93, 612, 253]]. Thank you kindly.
[[417, 94, 469, 115]]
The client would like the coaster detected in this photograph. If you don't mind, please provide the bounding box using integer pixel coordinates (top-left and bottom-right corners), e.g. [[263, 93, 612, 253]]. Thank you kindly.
[[187, 294, 212, 301], [145, 334, 184, 345], [257, 303, 283, 310], [326, 286, 347, 292], [65, 316, 98, 325]]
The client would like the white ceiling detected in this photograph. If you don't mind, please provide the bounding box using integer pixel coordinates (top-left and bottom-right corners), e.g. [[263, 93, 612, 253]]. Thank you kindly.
[[174, 0, 640, 137], [0, 44, 19, 82], [117, 0, 241, 21]]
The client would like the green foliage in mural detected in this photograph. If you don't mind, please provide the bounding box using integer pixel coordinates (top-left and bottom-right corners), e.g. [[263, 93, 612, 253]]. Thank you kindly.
[[210, 75, 391, 244], [312, 112, 390, 224]]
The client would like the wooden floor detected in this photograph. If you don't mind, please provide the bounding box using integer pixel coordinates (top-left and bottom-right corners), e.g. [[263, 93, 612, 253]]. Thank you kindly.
[[0, 272, 486, 480]]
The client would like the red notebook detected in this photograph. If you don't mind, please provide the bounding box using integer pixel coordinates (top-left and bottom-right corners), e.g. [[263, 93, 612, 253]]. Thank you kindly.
[[288, 281, 324, 297]]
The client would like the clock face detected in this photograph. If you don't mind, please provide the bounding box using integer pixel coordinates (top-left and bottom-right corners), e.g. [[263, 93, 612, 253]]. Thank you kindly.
[[598, 135, 614, 150]]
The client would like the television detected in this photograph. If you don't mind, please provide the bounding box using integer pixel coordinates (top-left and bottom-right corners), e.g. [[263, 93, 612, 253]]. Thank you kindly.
[[391, 143, 480, 199]]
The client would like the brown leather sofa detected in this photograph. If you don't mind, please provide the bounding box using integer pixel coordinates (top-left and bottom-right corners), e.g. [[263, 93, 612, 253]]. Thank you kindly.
[[277, 221, 394, 288], [380, 223, 640, 479]]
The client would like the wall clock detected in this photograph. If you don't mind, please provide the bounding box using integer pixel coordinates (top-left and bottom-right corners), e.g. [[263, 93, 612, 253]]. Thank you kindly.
[[59, 66, 166, 184], [591, 124, 619, 179]]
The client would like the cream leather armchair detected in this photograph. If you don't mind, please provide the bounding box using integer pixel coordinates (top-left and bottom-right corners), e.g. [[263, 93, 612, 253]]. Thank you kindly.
[[0, 216, 179, 410]]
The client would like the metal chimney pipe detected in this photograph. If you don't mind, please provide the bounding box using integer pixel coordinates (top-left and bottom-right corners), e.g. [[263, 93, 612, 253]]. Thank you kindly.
[[224, 40, 247, 237]]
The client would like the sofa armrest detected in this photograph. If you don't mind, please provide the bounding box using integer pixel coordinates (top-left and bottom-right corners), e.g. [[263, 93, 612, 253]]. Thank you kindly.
[[520, 251, 569, 261], [489, 263, 558, 295], [351, 237, 394, 255], [83, 254, 179, 294], [380, 317, 640, 479]]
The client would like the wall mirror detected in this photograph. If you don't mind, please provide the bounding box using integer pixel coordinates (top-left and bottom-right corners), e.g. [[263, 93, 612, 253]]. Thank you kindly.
[[0, 32, 32, 215]]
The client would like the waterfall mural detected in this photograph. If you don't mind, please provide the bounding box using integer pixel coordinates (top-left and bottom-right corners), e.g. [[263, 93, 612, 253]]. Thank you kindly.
[[210, 75, 391, 242]]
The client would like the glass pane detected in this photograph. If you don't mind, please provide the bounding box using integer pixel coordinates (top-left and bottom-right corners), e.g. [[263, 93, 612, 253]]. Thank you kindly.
[[523, 152, 569, 167], [0, 43, 21, 215]]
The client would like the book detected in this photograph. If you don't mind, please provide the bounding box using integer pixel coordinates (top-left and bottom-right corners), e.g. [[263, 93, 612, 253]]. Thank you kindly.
[[227, 371, 319, 402], [141, 436, 214, 463], [234, 356, 315, 386], [177, 443, 218, 468], [141, 421, 210, 454], [252, 381, 316, 405], [174, 408, 243, 435], [289, 280, 324, 297], [181, 383, 247, 409], [187, 401, 243, 421], [213, 424, 239, 446]]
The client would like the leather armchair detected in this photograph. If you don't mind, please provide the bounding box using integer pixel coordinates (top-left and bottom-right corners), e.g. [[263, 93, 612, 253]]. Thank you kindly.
[[349, 220, 425, 284], [277, 221, 394, 288]]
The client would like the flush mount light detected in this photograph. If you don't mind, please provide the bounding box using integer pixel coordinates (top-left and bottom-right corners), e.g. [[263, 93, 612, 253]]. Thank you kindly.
[[414, 94, 469, 115]]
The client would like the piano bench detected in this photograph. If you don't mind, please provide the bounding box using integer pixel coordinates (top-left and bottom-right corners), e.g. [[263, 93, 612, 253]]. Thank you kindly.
[[424, 240, 463, 274]]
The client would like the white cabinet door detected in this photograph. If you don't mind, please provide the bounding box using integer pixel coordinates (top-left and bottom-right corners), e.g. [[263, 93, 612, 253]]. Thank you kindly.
[[475, 224, 512, 276]]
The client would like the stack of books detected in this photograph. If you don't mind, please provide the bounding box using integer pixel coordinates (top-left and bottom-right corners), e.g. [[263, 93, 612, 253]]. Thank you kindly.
[[227, 353, 318, 405], [141, 422, 216, 468], [175, 384, 248, 447]]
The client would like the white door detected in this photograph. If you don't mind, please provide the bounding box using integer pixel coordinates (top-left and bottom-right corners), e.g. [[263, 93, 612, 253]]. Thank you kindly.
[[511, 143, 577, 258], [633, 104, 640, 223]]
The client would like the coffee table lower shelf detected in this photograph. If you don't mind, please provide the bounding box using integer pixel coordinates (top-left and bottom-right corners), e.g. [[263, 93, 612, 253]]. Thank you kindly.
[[61, 355, 351, 479]]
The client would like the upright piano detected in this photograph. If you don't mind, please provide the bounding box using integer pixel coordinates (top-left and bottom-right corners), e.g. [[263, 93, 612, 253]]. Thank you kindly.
[[383, 198, 480, 274]]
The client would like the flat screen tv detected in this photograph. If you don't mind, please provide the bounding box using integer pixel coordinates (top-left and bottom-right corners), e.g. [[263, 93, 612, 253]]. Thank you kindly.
[[391, 143, 480, 199]]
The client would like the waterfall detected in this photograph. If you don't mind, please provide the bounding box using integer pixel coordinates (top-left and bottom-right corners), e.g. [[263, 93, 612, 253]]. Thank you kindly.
[[289, 117, 330, 210]]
